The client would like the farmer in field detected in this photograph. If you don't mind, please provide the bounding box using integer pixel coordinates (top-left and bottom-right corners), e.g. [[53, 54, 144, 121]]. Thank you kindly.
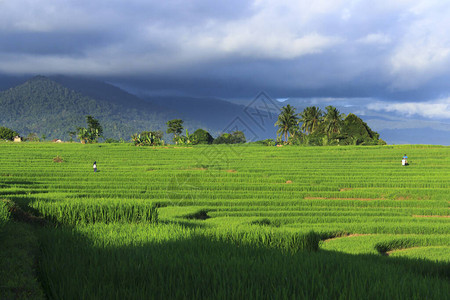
[[93, 161, 97, 173], [402, 154, 408, 166]]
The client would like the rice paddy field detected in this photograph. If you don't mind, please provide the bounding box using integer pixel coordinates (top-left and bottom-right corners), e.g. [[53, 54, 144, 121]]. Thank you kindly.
[[0, 142, 449, 299]]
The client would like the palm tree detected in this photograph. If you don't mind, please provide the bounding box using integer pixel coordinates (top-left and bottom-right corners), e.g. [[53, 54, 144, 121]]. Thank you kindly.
[[300, 106, 323, 134], [323, 106, 345, 137], [275, 105, 299, 142]]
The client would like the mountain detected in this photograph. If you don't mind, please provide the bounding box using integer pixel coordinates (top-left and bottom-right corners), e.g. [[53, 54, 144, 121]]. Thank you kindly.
[[49, 76, 167, 113], [0, 76, 203, 140], [0, 75, 279, 142], [147, 93, 282, 140], [149, 96, 263, 138]]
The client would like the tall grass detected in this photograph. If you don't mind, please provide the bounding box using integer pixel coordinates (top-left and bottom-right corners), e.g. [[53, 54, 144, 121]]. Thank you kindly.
[[0, 200, 10, 228], [37, 223, 449, 300], [31, 200, 158, 225]]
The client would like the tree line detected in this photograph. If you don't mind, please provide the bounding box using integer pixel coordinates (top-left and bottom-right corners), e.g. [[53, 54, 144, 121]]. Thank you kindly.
[[274, 105, 385, 146], [1, 106, 385, 146], [131, 119, 245, 146]]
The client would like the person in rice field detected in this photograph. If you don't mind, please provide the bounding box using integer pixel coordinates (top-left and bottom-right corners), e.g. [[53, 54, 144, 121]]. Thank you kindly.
[[402, 154, 408, 166], [93, 161, 97, 173]]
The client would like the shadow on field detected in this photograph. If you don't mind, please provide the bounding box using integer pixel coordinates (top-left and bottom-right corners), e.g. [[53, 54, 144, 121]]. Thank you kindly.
[[158, 219, 208, 229], [1, 179, 35, 186], [5, 196, 47, 221], [36, 225, 450, 300], [0, 178, 47, 198]]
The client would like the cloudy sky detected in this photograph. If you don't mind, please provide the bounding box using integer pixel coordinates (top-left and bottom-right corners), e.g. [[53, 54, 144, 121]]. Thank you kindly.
[[1, 0, 450, 129]]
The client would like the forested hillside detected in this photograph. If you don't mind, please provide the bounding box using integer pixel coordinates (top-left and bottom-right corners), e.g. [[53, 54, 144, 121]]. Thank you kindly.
[[0, 76, 203, 140]]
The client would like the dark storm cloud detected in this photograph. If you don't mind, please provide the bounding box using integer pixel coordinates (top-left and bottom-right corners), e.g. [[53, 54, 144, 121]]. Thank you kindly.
[[0, 31, 111, 56], [0, 0, 450, 115]]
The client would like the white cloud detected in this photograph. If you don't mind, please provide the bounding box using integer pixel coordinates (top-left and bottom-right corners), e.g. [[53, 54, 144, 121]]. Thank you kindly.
[[389, 1, 450, 90], [341, 8, 351, 21], [367, 98, 450, 119], [357, 33, 391, 45], [212, 32, 341, 59]]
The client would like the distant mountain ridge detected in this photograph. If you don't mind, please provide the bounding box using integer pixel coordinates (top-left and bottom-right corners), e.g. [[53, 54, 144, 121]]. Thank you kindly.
[[0, 75, 258, 141], [149, 96, 249, 133], [0, 76, 189, 140]]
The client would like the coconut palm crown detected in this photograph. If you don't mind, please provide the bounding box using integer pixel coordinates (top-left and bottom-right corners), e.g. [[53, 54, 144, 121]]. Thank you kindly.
[[274, 104, 299, 142], [300, 106, 323, 134], [323, 105, 346, 137]]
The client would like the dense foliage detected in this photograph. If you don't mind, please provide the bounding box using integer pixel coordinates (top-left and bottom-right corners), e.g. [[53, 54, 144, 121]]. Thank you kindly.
[[0, 126, 18, 141], [131, 130, 165, 146], [76, 115, 104, 143], [191, 128, 214, 144], [141, 130, 164, 141], [213, 130, 246, 144], [166, 119, 184, 144], [0, 200, 10, 228], [276, 105, 386, 146], [274, 104, 299, 142]]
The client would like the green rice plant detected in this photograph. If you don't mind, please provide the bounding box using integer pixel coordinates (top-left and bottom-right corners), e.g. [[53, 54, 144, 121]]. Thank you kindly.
[[0, 199, 10, 228], [205, 227, 321, 253], [388, 246, 450, 263], [321, 234, 450, 255], [30, 200, 158, 225], [36, 224, 450, 300], [250, 218, 281, 227], [375, 236, 450, 254]]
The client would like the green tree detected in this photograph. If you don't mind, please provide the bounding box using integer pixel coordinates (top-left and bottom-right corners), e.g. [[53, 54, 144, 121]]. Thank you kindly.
[[323, 106, 345, 137], [274, 105, 299, 143], [86, 115, 103, 143], [213, 131, 246, 144], [0, 126, 18, 141], [213, 133, 231, 144], [191, 129, 214, 145], [68, 131, 77, 142], [76, 116, 103, 143], [230, 130, 246, 144], [300, 106, 323, 134], [26, 133, 40, 142], [166, 119, 184, 144], [339, 113, 380, 145]]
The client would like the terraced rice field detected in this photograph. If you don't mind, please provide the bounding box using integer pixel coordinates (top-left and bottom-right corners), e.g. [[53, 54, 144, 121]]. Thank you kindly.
[[0, 142, 448, 299]]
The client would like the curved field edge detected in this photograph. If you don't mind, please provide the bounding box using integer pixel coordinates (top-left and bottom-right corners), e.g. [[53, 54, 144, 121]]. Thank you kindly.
[[387, 246, 450, 262], [321, 234, 449, 258]]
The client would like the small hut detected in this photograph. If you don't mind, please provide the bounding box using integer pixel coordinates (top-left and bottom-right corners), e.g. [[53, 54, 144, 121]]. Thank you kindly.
[[13, 136, 23, 142]]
